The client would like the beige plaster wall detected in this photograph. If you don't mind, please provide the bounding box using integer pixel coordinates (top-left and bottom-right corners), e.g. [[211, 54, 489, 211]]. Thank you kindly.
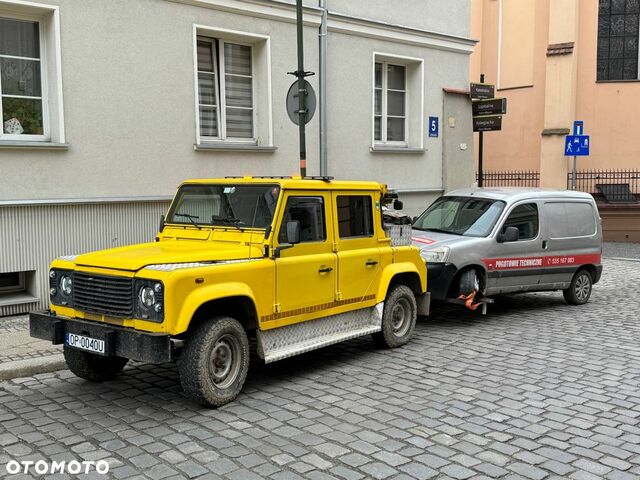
[[473, 0, 640, 175]]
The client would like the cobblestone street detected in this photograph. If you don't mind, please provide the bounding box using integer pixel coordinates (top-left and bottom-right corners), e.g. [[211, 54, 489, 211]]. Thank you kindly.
[[1, 257, 640, 480]]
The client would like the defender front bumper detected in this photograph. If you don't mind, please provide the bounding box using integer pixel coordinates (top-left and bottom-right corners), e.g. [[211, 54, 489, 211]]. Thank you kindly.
[[29, 311, 172, 364]]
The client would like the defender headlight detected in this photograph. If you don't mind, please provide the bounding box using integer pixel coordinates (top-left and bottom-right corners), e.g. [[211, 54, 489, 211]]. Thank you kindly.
[[135, 280, 164, 322], [139, 286, 156, 308], [49, 269, 74, 307], [60, 275, 73, 296], [420, 246, 450, 263]]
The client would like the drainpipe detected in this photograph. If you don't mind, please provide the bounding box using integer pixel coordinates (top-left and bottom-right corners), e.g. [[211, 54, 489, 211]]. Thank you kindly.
[[319, 0, 328, 176]]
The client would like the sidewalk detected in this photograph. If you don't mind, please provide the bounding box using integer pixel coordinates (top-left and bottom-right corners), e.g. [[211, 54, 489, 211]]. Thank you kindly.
[[1, 242, 639, 382], [0, 314, 65, 380]]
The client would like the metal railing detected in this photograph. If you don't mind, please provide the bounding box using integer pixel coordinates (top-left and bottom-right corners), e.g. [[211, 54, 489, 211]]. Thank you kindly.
[[476, 170, 540, 187], [569, 169, 640, 203]]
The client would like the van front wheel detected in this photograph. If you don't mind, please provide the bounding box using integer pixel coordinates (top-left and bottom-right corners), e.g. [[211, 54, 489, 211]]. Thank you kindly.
[[179, 316, 249, 408], [563, 269, 593, 305]]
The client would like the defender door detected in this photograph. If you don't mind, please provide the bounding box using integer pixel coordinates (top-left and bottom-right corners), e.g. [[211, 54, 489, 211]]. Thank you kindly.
[[331, 191, 382, 308], [273, 191, 337, 326]]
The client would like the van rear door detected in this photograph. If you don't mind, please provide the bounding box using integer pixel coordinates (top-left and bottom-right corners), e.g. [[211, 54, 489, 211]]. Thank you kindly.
[[540, 200, 601, 288]]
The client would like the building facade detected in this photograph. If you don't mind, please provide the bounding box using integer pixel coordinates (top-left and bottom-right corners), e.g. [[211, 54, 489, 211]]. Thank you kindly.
[[471, 0, 640, 241], [0, 0, 475, 315]]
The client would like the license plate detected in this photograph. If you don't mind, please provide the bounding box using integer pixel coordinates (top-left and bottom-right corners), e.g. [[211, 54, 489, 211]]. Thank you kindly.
[[66, 333, 106, 355]]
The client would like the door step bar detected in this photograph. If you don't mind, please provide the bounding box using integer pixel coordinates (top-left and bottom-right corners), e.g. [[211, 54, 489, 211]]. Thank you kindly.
[[257, 303, 384, 363]]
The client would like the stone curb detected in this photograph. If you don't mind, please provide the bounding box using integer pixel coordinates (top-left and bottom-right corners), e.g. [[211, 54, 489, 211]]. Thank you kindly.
[[0, 354, 66, 381]]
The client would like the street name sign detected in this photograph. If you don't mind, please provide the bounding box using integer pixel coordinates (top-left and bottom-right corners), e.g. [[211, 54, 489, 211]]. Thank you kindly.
[[473, 115, 502, 132], [472, 98, 507, 116], [470, 82, 495, 100], [564, 135, 590, 156]]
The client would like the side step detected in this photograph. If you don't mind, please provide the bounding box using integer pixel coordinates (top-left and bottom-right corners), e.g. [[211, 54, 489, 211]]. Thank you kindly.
[[257, 303, 384, 363]]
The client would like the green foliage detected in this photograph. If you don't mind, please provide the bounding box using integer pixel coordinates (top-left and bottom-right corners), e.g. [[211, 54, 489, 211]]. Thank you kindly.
[[2, 97, 43, 135]]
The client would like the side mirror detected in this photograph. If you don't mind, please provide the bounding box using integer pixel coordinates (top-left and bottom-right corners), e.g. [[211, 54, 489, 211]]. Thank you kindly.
[[412, 216, 418, 224], [159, 214, 165, 233], [393, 199, 404, 210], [286, 220, 301, 244], [497, 226, 519, 243]]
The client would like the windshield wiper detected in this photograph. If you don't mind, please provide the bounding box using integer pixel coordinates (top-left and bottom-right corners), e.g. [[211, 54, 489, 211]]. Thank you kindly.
[[425, 227, 461, 236], [174, 213, 202, 230], [211, 215, 244, 230]]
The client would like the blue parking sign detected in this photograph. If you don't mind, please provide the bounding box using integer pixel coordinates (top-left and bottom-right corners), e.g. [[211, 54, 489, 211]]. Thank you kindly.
[[564, 135, 590, 156], [428, 116, 439, 137]]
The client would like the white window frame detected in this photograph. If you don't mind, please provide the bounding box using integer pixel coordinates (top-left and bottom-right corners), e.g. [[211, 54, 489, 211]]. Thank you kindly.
[[193, 25, 271, 146], [0, 12, 49, 141], [372, 52, 424, 150], [0, 0, 65, 145], [373, 61, 407, 146]]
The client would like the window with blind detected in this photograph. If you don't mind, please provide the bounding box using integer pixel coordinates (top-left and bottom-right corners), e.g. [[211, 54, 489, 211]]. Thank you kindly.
[[597, 0, 640, 81], [374, 62, 406, 144], [0, 17, 45, 138], [197, 37, 254, 140]]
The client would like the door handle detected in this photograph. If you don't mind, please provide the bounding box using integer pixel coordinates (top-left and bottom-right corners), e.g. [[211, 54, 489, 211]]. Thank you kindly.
[[542, 240, 548, 249], [318, 266, 333, 273], [366, 260, 379, 267]]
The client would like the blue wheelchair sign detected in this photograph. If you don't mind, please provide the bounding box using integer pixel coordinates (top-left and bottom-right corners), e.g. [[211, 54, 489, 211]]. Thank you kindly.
[[564, 135, 590, 156]]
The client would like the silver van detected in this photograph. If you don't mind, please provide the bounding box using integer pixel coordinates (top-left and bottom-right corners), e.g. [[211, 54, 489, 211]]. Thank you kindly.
[[411, 188, 603, 308]]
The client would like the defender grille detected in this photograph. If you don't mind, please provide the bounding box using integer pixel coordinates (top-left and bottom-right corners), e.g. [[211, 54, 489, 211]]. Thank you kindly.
[[73, 272, 134, 317]]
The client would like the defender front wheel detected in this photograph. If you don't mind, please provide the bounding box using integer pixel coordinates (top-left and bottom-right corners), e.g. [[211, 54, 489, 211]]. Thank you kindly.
[[563, 269, 593, 305], [63, 346, 128, 382], [179, 316, 249, 407], [373, 284, 417, 349]]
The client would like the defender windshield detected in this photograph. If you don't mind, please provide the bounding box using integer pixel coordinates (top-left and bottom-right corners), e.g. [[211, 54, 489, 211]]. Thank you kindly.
[[166, 184, 280, 229], [413, 196, 505, 237]]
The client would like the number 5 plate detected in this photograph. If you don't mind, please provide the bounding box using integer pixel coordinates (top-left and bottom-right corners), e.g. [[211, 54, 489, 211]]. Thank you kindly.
[[66, 333, 106, 355]]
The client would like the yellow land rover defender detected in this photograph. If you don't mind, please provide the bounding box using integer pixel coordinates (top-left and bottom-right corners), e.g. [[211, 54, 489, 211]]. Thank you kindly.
[[30, 177, 428, 407]]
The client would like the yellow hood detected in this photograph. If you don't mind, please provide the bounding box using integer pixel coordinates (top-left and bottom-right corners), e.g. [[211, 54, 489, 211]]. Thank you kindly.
[[74, 240, 263, 272]]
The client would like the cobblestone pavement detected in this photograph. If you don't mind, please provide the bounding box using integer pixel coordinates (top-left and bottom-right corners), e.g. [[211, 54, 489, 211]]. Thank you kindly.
[[1, 258, 640, 480], [602, 242, 640, 260]]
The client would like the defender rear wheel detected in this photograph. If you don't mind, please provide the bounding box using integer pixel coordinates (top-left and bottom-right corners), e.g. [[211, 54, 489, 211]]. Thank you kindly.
[[373, 284, 417, 349], [63, 346, 128, 382], [179, 316, 249, 407], [563, 269, 593, 305]]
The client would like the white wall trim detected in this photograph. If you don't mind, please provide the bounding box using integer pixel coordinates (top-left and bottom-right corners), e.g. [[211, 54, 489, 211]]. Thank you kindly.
[[0, 196, 173, 207], [497, 0, 503, 89], [171, 0, 477, 54]]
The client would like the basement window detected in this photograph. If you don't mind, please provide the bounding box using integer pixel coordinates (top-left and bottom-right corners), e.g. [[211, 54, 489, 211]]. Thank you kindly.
[[0, 271, 25, 294]]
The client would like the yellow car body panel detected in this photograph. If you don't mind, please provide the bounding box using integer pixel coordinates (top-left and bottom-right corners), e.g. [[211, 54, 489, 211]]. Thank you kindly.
[[47, 177, 426, 339]]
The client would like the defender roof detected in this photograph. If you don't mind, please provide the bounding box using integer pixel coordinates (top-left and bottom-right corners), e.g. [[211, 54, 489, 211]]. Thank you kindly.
[[445, 187, 594, 203], [181, 176, 385, 191]]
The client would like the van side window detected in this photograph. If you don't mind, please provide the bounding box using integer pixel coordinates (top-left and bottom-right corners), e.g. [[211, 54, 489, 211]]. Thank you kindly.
[[278, 196, 326, 243], [337, 195, 373, 238], [544, 202, 596, 238], [501, 203, 539, 240]]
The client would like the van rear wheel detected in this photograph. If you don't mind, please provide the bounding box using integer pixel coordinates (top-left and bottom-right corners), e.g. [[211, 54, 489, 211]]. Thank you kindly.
[[179, 316, 249, 408], [563, 269, 593, 305]]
